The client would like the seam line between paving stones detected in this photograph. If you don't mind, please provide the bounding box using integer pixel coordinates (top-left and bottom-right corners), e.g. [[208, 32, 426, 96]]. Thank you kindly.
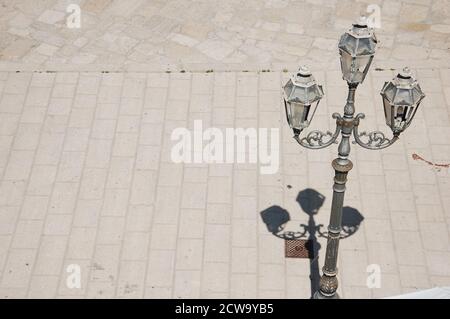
[[23, 72, 60, 298], [0, 72, 33, 294], [171, 72, 191, 298], [115, 74, 145, 297], [143, 72, 171, 295], [53, 72, 91, 298], [199, 72, 212, 298]]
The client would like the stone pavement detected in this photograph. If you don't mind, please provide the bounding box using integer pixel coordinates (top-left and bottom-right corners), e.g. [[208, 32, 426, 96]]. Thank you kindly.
[[0, 69, 449, 299], [0, 0, 450, 72], [0, 0, 449, 299]]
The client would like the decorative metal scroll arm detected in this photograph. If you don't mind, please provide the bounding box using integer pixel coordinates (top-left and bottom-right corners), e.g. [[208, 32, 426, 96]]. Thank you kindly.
[[293, 113, 343, 149], [352, 113, 399, 150]]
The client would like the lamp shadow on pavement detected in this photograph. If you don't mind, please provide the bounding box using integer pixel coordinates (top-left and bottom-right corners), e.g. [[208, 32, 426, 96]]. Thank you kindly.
[[260, 188, 364, 298]]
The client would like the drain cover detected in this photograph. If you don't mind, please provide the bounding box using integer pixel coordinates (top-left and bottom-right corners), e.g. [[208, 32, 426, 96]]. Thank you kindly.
[[285, 239, 313, 259]]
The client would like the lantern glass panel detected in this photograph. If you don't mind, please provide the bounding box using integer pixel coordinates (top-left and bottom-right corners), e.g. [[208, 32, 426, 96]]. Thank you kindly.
[[383, 98, 392, 127], [307, 85, 323, 104], [339, 51, 373, 83], [284, 80, 294, 98], [407, 104, 420, 126], [412, 87, 423, 101], [340, 34, 357, 53], [292, 86, 309, 103], [339, 50, 353, 80], [393, 106, 405, 131], [357, 37, 376, 55], [355, 55, 373, 82], [284, 99, 292, 126], [393, 89, 412, 105], [287, 102, 310, 129], [383, 82, 396, 101]]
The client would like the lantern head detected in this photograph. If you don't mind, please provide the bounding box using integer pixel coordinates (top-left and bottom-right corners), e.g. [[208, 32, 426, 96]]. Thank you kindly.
[[380, 67, 425, 135], [283, 66, 324, 135], [338, 16, 377, 84]]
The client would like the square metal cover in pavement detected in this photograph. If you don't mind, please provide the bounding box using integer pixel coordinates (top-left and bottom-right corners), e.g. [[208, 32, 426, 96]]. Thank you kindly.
[[285, 239, 313, 259]]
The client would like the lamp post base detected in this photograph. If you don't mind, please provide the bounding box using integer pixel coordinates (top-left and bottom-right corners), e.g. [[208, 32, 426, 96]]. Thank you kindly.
[[315, 272, 341, 299], [313, 291, 340, 299]]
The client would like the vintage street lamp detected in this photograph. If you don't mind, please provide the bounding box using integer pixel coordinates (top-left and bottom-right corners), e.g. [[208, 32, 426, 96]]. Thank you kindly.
[[283, 66, 324, 135], [338, 16, 377, 84], [282, 17, 425, 299], [380, 67, 425, 135]]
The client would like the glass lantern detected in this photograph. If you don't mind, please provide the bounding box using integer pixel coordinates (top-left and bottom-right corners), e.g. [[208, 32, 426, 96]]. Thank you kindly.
[[380, 67, 425, 135], [283, 66, 324, 135], [338, 16, 377, 84]]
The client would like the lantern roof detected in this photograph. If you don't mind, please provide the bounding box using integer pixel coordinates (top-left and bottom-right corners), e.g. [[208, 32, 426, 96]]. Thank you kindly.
[[380, 67, 425, 106], [283, 66, 324, 105], [338, 16, 377, 57]]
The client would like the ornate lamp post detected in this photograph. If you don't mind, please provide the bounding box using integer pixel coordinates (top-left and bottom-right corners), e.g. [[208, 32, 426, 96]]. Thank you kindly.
[[282, 17, 425, 299]]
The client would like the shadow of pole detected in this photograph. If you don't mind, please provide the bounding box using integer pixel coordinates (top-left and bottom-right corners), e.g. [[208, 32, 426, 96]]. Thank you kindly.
[[260, 188, 364, 298], [297, 189, 324, 298]]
